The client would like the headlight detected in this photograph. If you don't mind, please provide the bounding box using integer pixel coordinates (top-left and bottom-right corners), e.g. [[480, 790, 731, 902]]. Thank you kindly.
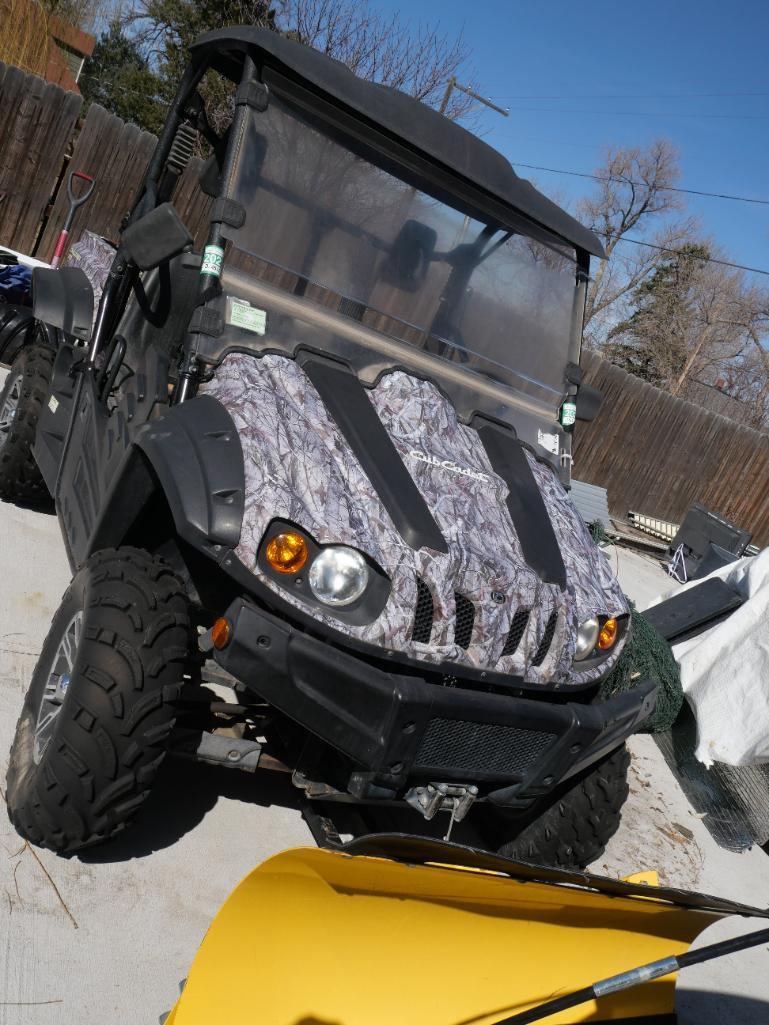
[[574, 616, 600, 660], [309, 546, 369, 606]]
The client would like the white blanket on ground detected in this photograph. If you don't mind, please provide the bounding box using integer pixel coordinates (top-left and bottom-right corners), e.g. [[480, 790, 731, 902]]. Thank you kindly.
[[647, 549, 769, 767]]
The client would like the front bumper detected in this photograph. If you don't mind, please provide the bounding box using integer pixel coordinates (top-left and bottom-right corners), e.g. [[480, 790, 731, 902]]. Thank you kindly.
[[212, 598, 656, 806]]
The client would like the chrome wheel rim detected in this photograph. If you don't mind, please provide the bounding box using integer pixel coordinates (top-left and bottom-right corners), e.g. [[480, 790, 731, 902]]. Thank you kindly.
[[0, 372, 21, 451], [33, 610, 83, 764]]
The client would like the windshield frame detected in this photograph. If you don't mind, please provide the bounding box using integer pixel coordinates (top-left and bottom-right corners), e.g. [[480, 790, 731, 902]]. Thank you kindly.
[[187, 57, 593, 478], [214, 76, 586, 401]]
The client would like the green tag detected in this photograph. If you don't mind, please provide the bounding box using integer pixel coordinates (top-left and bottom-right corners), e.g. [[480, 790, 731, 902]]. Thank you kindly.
[[560, 400, 577, 427], [227, 297, 267, 335], [201, 244, 224, 277]]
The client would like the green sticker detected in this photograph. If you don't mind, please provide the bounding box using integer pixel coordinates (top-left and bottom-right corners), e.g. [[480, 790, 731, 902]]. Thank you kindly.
[[560, 400, 577, 427], [227, 297, 267, 335], [201, 244, 224, 277]]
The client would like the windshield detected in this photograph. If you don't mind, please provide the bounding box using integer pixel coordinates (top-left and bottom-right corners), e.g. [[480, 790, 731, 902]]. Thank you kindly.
[[220, 90, 579, 406]]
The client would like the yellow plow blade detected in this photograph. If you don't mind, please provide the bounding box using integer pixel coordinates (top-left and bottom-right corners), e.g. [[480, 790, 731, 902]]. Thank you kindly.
[[167, 844, 730, 1025]]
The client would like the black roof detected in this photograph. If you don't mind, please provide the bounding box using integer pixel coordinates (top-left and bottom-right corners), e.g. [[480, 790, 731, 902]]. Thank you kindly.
[[191, 27, 604, 258]]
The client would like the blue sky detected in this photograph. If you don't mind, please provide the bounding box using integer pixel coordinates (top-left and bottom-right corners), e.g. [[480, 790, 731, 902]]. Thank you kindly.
[[378, 0, 769, 277]]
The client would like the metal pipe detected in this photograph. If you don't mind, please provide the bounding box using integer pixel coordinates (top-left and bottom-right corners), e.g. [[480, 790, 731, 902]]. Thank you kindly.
[[130, 62, 204, 223], [175, 53, 259, 404]]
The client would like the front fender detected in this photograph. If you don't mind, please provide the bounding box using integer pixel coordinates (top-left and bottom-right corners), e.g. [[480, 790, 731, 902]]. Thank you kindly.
[[132, 394, 245, 554]]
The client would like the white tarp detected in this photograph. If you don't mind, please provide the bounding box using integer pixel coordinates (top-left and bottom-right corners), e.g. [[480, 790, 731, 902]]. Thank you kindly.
[[647, 549, 769, 767]]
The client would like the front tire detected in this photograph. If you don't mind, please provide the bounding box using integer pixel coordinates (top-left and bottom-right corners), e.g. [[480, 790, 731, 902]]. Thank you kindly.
[[479, 745, 631, 869], [0, 337, 54, 503], [6, 547, 193, 853]]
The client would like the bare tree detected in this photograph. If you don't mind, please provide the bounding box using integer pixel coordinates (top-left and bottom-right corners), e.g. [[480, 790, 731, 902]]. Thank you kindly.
[[717, 334, 769, 430], [280, 0, 474, 119], [577, 140, 695, 345], [669, 270, 769, 432], [123, 0, 475, 128], [605, 232, 769, 426]]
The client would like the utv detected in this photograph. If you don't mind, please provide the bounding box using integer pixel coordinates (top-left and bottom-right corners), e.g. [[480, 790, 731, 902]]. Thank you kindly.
[[1, 27, 655, 865]]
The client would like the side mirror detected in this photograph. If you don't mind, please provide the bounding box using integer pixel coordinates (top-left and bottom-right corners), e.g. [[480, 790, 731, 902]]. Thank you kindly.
[[122, 203, 193, 271], [382, 219, 437, 292], [576, 383, 603, 422]]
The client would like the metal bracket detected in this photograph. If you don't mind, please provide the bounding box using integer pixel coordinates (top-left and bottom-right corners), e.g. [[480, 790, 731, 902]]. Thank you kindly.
[[292, 767, 346, 800], [300, 799, 344, 848], [171, 729, 262, 772], [405, 782, 479, 838], [211, 197, 246, 229], [188, 306, 224, 337], [235, 80, 269, 110], [197, 732, 262, 771]]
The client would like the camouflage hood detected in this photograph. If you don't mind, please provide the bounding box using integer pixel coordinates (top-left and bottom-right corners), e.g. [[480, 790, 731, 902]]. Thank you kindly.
[[203, 353, 628, 688]]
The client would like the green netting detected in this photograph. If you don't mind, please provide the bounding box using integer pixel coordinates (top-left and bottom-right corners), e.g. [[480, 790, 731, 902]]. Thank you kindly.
[[588, 520, 610, 547], [598, 606, 684, 733]]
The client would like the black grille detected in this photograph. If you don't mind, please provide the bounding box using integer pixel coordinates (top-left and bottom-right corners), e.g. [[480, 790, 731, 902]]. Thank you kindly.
[[454, 593, 475, 649], [415, 717, 557, 776], [411, 577, 434, 643], [531, 611, 558, 667], [501, 609, 530, 657]]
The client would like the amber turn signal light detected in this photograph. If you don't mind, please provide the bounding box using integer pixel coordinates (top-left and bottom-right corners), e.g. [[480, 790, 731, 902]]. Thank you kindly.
[[211, 617, 232, 650], [265, 530, 309, 574], [597, 617, 618, 650]]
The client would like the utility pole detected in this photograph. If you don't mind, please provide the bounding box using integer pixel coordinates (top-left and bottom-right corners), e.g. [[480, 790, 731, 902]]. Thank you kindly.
[[439, 76, 509, 118]]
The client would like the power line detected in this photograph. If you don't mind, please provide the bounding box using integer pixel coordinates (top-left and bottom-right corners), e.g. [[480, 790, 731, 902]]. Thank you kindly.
[[595, 232, 769, 278], [487, 91, 769, 100], [512, 162, 769, 206], [501, 106, 769, 120]]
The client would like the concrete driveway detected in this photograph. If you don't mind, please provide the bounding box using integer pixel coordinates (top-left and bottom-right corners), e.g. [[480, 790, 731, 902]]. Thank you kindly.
[[0, 490, 312, 1024], [0, 373, 767, 1022]]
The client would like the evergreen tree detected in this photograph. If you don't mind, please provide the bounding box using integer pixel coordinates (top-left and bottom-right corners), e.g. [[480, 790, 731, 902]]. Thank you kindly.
[[603, 243, 711, 387], [79, 22, 165, 134]]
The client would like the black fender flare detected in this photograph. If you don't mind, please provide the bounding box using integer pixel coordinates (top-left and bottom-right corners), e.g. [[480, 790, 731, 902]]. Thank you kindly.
[[114, 394, 245, 557], [85, 394, 245, 562], [32, 267, 94, 341]]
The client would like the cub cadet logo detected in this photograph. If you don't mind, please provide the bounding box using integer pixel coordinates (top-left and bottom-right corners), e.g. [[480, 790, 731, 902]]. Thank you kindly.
[[408, 448, 490, 483]]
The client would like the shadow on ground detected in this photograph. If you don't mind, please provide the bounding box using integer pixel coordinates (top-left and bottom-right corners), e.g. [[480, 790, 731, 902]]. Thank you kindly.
[[677, 991, 769, 1025], [78, 755, 304, 863], [5, 494, 56, 516], [77, 753, 485, 864]]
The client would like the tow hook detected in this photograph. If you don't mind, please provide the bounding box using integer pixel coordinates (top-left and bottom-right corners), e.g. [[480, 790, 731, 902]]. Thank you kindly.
[[405, 782, 479, 839]]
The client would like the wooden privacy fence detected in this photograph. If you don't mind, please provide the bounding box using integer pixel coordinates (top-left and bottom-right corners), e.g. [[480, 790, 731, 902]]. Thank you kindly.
[[36, 103, 212, 257], [2, 63, 768, 544], [36, 103, 156, 256], [0, 62, 81, 253], [573, 350, 769, 546], [0, 64, 210, 261]]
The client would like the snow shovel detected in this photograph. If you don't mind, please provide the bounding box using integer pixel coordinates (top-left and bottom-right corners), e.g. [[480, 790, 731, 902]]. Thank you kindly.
[[50, 170, 95, 268]]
